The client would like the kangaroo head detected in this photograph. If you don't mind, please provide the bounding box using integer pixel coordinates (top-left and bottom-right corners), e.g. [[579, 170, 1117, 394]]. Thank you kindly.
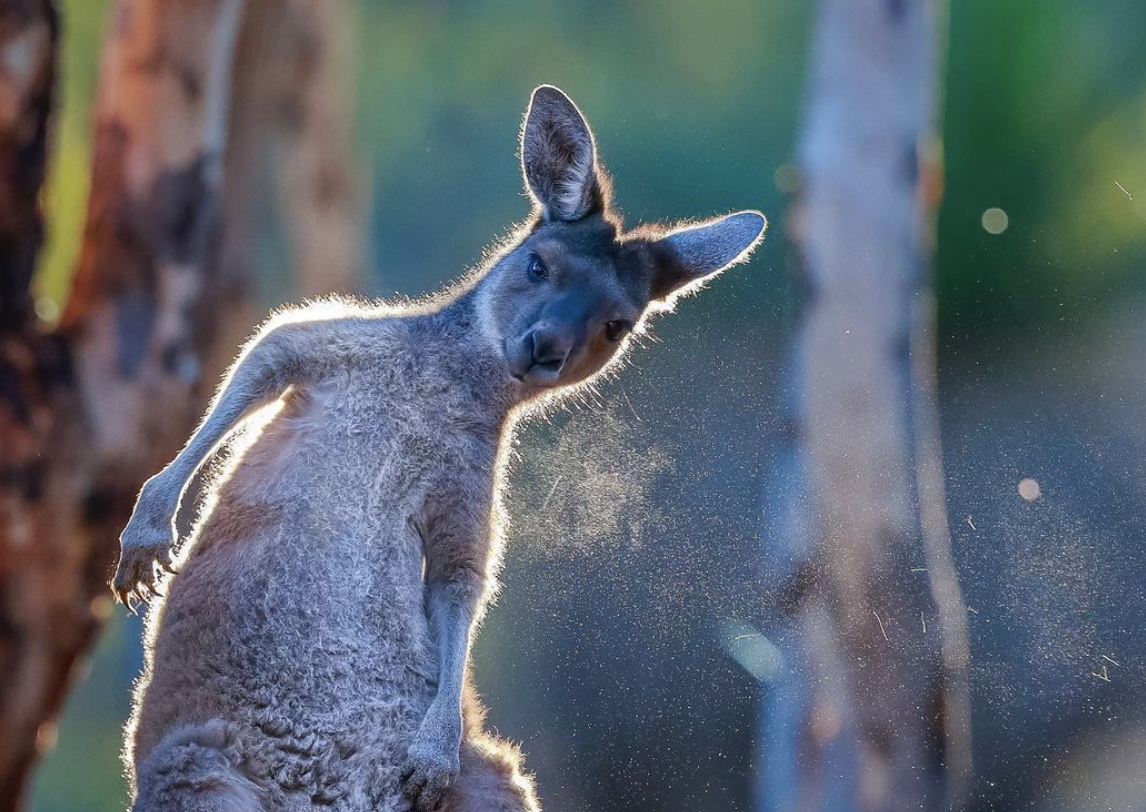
[[476, 85, 766, 395]]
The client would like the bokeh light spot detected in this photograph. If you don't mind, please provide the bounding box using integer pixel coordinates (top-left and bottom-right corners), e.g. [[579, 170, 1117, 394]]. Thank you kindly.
[[34, 296, 59, 323], [89, 595, 113, 621], [36, 721, 58, 754], [1018, 477, 1041, 501], [773, 163, 799, 194], [982, 207, 1009, 235]]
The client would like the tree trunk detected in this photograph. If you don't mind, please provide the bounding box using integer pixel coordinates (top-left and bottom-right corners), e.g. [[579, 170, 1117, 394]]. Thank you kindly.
[[271, 0, 362, 298], [0, 0, 66, 804], [759, 1, 971, 810], [0, 0, 249, 806], [0, 0, 363, 804], [0, 0, 55, 333], [220, 0, 363, 304]]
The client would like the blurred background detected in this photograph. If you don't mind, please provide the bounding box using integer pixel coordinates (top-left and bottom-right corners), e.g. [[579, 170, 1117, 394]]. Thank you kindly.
[[15, 0, 1146, 810]]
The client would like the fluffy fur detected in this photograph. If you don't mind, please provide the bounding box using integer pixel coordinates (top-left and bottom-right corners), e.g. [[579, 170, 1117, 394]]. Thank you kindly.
[[113, 85, 765, 812]]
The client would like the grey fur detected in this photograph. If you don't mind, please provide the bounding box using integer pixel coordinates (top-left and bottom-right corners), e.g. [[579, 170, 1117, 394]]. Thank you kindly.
[[113, 85, 765, 812]]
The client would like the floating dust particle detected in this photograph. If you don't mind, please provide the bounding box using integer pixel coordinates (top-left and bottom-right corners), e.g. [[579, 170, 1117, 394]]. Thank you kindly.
[[539, 474, 564, 512], [873, 610, 889, 641], [990, 504, 1118, 688], [1018, 478, 1041, 501], [508, 402, 674, 558]]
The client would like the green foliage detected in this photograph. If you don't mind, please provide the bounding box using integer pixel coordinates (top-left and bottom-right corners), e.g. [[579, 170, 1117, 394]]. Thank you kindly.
[[938, 0, 1146, 343], [30, 614, 134, 812], [352, 0, 808, 304], [36, 0, 110, 317]]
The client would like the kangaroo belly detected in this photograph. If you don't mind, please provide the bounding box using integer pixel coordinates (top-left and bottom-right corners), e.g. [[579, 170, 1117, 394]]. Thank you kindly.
[[131, 478, 436, 792], [128, 372, 453, 807]]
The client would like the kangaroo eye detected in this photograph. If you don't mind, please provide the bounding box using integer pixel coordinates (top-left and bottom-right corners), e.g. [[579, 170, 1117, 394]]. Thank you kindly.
[[526, 254, 548, 282], [604, 320, 632, 342]]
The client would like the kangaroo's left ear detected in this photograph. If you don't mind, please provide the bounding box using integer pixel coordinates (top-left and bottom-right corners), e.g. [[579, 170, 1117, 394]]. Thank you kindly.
[[521, 85, 606, 221], [650, 210, 767, 300]]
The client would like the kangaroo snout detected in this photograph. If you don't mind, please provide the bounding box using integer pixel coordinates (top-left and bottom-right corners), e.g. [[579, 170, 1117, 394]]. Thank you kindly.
[[528, 328, 572, 370], [507, 326, 574, 382]]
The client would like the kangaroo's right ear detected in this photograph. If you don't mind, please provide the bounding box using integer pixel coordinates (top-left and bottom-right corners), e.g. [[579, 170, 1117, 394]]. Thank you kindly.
[[649, 211, 767, 301], [521, 85, 605, 222]]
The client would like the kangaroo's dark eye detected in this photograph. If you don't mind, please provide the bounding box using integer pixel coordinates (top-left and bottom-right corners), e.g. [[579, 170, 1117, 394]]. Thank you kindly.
[[526, 254, 548, 282], [605, 320, 632, 342]]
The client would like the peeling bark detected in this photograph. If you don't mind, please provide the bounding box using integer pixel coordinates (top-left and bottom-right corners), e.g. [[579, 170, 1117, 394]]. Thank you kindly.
[[0, 2, 65, 806], [760, 1, 970, 810], [0, 0, 249, 806], [0, 0, 362, 804]]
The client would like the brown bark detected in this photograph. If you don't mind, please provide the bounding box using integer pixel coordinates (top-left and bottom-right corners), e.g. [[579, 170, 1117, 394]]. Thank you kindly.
[[762, 0, 970, 810], [0, 0, 66, 805], [0, 0, 249, 807], [0, 0, 55, 332], [0, 0, 363, 804]]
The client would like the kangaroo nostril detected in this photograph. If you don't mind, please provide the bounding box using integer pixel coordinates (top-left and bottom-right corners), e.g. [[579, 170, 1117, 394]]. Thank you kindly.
[[531, 332, 569, 369]]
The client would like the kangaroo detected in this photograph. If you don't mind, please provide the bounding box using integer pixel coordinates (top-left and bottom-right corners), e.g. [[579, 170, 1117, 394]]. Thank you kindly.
[[112, 85, 766, 812]]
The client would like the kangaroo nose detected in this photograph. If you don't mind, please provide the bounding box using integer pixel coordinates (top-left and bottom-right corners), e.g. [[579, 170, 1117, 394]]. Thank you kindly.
[[529, 329, 571, 371]]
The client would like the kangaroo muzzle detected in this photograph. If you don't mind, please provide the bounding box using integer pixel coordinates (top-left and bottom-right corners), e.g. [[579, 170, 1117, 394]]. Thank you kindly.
[[506, 324, 577, 383]]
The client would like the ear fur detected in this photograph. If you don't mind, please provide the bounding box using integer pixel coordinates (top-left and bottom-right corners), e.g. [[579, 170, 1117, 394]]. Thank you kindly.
[[521, 85, 604, 221], [650, 211, 767, 300]]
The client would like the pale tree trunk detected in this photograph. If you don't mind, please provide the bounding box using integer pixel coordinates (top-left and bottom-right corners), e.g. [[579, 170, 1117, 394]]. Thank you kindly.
[[220, 0, 363, 305], [272, 0, 362, 298], [759, 1, 971, 811]]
